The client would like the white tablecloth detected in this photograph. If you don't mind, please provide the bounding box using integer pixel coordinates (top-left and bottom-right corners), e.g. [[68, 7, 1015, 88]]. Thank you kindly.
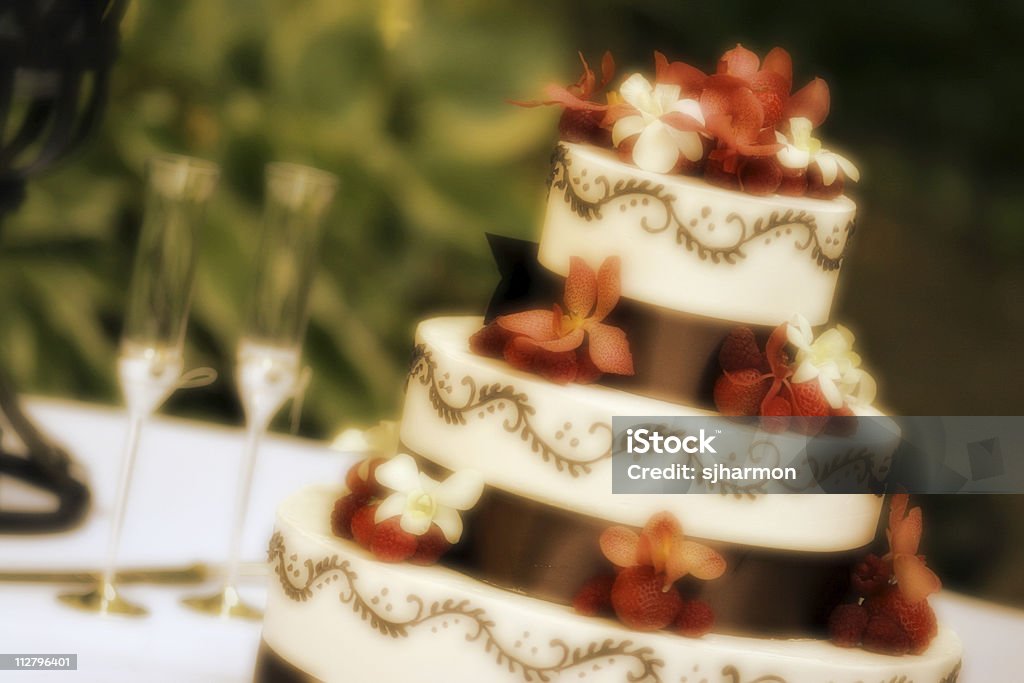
[[0, 399, 1021, 681], [1, 398, 357, 682]]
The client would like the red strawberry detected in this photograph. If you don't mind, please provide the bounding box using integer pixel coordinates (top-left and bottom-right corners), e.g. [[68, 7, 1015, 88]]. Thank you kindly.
[[864, 585, 938, 654], [350, 503, 379, 549], [760, 394, 792, 433], [572, 574, 616, 617], [714, 369, 768, 416], [345, 458, 386, 499], [777, 168, 807, 197], [409, 524, 452, 566], [469, 323, 512, 360], [610, 565, 683, 631], [371, 517, 418, 563], [828, 603, 868, 647], [558, 109, 610, 146], [330, 494, 362, 540], [790, 380, 830, 435], [526, 346, 579, 385], [719, 327, 766, 373], [737, 156, 782, 196], [862, 614, 910, 655], [790, 380, 830, 417], [806, 163, 845, 199], [704, 155, 740, 191], [674, 599, 715, 638], [573, 347, 604, 385], [851, 554, 892, 597]]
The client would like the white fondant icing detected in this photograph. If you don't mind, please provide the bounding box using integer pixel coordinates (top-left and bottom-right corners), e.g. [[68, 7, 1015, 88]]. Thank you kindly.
[[538, 142, 857, 326], [399, 317, 892, 552], [263, 487, 963, 683]]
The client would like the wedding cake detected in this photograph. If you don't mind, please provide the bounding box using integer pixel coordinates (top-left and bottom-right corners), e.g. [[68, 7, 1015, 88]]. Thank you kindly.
[[257, 46, 963, 682]]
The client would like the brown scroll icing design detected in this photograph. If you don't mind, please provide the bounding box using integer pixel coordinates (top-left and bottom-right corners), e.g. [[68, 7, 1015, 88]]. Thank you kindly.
[[940, 662, 963, 683], [268, 532, 664, 683], [407, 344, 612, 477], [268, 533, 961, 683], [549, 143, 855, 271]]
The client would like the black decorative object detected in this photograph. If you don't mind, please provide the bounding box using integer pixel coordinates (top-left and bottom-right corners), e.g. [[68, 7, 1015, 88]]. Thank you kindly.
[[0, 0, 127, 533]]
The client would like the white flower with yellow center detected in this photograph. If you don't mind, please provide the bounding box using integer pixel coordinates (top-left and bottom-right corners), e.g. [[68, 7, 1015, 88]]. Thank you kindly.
[[776, 116, 860, 187], [611, 73, 705, 174], [374, 453, 484, 543], [786, 314, 877, 409]]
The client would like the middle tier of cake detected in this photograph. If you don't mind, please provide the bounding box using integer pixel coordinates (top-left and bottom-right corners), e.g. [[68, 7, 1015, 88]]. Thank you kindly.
[[400, 315, 892, 553]]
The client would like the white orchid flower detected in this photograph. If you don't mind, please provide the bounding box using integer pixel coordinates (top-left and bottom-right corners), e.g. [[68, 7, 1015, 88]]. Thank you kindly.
[[775, 116, 860, 187], [331, 420, 399, 456], [611, 73, 705, 174], [786, 314, 877, 409], [374, 453, 483, 543]]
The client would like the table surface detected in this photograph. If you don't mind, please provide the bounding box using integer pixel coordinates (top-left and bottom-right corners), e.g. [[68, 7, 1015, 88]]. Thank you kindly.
[[1, 398, 1021, 681]]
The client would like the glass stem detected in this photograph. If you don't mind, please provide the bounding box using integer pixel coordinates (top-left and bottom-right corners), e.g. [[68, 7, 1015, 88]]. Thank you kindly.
[[222, 420, 263, 592], [101, 413, 144, 590]]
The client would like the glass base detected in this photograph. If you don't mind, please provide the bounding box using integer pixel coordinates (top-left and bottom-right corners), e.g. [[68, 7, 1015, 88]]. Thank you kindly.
[[180, 584, 263, 620], [57, 581, 148, 617]]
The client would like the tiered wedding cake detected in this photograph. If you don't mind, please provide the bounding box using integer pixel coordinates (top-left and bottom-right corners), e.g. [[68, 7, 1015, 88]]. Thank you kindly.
[[257, 46, 962, 682]]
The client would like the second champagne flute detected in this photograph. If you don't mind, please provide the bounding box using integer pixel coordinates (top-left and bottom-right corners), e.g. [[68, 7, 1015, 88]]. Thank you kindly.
[[182, 162, 338, 618]]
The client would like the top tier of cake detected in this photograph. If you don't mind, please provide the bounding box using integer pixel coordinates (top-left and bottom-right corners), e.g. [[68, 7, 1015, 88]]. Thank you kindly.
[[538, 142, 856, 326]]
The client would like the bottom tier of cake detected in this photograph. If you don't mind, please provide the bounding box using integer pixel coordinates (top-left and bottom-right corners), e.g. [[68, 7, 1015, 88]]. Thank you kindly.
[[259, 487, 962, 683]]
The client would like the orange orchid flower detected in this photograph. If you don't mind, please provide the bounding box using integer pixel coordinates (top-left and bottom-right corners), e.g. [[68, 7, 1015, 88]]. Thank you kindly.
[[886, 494, 942, 604], [599, 512, 726, 592], [473, 255, 634, 384]]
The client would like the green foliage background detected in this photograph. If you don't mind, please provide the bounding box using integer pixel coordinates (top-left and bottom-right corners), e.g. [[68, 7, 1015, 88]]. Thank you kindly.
[[2, 1, 1023, 602]]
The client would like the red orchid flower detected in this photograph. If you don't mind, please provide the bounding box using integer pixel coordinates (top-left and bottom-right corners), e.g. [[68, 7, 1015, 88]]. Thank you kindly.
[[600, 512, 726, 591], [511, 51, 615, 111], [885, 494, 942, 604], [510, 52, 615, 145], [700, 45, 831, 193], [713, 325, 835, 433], [700, 78, 781, 192], [470, 256, 634, 384], [653, 51, 708, 94], [715, 44, 830, 129]]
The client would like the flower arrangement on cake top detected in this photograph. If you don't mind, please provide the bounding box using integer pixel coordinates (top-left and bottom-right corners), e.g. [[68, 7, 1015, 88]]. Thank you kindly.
[[332, 453, 484, 565], [517, 46, 859, 198], [713, 314, 876, 433], [470, 255, 634, 384], [573, 512, 726, 637], [828, 494, 942, 655]]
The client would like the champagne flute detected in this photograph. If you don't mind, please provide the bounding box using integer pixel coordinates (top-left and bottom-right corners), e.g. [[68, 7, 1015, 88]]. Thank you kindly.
[[182, 162, 337, 619], [58, 154, 219, 616]]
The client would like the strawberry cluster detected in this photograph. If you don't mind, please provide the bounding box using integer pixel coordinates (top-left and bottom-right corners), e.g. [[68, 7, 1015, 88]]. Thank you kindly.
[[713, 324, 855, 435], [516, 46, 856, 198], [331, 458, 452, 566], [573, 512, 725, 638], [828, 494, 942, 655], [471, 255, 634, 384]]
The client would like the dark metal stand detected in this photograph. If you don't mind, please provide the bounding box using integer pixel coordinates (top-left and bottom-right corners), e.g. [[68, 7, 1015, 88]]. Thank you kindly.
[[0, 0, 126, 533]]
